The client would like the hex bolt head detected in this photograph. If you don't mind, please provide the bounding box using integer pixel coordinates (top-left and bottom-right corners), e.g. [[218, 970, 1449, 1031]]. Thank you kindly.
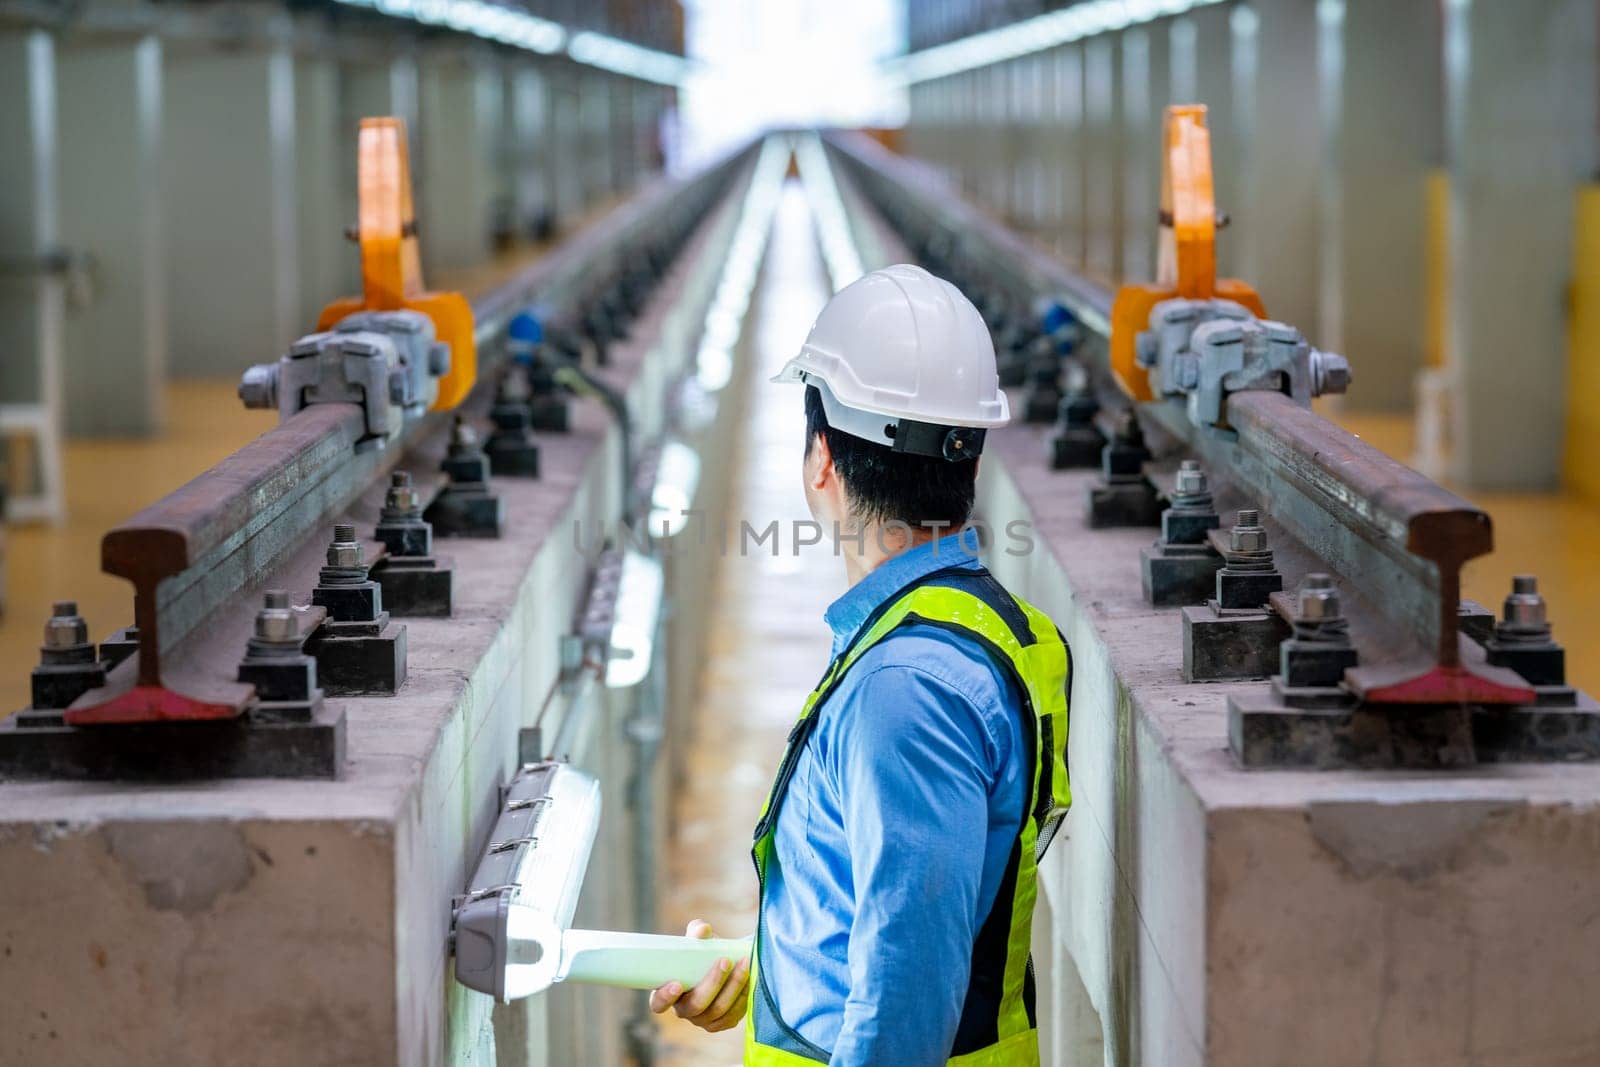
[[255, 589, 299, 643], [1229, 508, 1269, 553], [327, 523, 364, 568], [1502, 574, 1548, 629], [42, 601, 88, 649], [237, 363, 278, 409], [385, 470, 422, 514], [1175, 460, 1208, 497], [1297, 573, 1342, 622]]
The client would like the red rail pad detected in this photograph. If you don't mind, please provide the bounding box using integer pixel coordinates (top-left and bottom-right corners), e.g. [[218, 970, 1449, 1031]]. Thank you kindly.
[[1347, 661, 1535, 707]]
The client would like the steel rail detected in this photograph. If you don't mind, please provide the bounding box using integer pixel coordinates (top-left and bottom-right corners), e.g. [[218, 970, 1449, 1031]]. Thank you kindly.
[[822, 130, 1504, 695], [87, 142, 757, 710]]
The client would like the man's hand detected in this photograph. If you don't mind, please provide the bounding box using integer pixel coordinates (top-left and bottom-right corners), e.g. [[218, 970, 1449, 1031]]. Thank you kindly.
[[648, 920, 751, 1033]]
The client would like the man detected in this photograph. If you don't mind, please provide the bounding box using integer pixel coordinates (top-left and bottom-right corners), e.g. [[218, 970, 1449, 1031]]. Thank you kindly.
[[651, 264, 1072, 1065]]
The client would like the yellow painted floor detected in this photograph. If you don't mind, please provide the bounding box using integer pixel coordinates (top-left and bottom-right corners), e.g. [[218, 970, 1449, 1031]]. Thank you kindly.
[[653, 185, 842, 1065], [0, 381, 277, 710]]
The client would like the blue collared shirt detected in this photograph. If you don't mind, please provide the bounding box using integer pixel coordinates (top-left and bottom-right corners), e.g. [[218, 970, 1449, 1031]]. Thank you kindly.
[[760, 533, 1027, 1064]]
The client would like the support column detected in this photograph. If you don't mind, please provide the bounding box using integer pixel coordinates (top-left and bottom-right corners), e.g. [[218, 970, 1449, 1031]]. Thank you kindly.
[[548, 69, 583, 227], [164, 38, 298, 378], [0, 31, 59, 413], [418, 50, 500, 275], [57, 34, 165, 436], [294, 51, 348, 329], [1171, 6, 1238, 276], [1053, 45, 1086, 266], [0, 30, 64, 522], [1084, 35, 1122, 283], [1121, 24, 1170, 283], [1447, 0, 1599, 488], [1319, 0, 1441, 411], [1231, 0, 1321, 333], [580, 72, 613, 207], [610, 78, 636, 197], [508, 63, 552, 240]]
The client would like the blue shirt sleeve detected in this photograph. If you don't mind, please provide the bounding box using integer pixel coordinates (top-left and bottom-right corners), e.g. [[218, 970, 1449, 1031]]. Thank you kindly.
[[824, 659, 1004, 1066]]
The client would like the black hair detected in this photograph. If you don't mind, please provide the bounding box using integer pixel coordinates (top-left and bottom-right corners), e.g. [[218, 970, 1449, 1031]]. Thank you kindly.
[[804, 384, 976, 528]]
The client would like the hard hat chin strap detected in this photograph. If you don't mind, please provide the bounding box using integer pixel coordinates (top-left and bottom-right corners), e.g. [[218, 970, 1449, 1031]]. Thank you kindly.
[[811, 377, 986, 462]]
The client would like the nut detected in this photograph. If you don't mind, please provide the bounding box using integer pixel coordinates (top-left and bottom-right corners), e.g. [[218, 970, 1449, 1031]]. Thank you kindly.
[[1297, 573, 1341, 622], [385, 470, 422, 515], [1502, 574, 1547, 629], [237, 363, 279, 409], [1312, 349, 1352, 395], [255, 589, 299, 643], [1229, 509, 1269, 553], [1175, 460, 1208, 497], [42, 601, 88, 649], [327, 523, 364, 568]]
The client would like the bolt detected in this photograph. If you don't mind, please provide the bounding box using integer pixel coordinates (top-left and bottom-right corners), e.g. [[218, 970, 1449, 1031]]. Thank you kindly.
[[1501, 574, 1549, 634], [1229, 509, 1269, 554], [498, 368, 531, 404], [1297, 573, 1341, 622], [450, 415, 480, 452], [1063, 362, 1089, 395], [1312, 349, 1353, 395], [385, 470, 422, 516], [1114, 409, 1144, 446], [42, 601, 88, 650], [255, 589, 299, 644], [327, 523, 364, 569], [1175, 460, 1207, 497], [237, 363, 278, 409]]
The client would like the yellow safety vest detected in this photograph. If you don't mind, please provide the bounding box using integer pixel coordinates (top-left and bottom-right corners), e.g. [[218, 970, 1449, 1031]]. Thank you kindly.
[[745, 567, 1072, 1065]]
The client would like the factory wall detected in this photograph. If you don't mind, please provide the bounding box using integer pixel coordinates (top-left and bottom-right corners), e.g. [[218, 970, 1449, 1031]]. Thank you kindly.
[[902, 0, 1600, 494], [0, 11, 676, 468]]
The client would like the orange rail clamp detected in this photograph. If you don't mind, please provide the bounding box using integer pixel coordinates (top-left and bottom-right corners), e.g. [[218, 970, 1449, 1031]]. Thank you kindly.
[[1110, 105, 1265, 400], [317, 117, 477, 409]]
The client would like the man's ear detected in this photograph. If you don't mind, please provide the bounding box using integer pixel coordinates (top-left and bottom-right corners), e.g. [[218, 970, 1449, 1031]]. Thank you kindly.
[[807, 431, 834, 492]]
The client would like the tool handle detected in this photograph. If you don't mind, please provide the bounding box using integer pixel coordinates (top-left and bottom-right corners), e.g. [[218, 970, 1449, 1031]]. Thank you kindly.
[[559, 929, 752, 990]]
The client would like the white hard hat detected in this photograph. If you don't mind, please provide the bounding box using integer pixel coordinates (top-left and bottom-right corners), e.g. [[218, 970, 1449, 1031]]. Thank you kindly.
[[771, 263, 1009, 461]]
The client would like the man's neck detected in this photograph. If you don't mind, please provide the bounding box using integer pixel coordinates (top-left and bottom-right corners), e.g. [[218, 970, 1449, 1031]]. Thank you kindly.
[[841, 521, 939, 587]]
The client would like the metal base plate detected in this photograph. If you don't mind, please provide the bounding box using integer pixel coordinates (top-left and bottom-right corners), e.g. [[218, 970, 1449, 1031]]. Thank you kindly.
[[1141, 542, 1223, 607], [1230, 689, 1600, 769], [1182, 602, 1289, 681], [0, 702, 346, 781]]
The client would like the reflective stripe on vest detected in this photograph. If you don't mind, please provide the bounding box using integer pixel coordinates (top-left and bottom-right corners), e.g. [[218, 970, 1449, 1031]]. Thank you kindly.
[[745, 567, 1072, 1065]]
